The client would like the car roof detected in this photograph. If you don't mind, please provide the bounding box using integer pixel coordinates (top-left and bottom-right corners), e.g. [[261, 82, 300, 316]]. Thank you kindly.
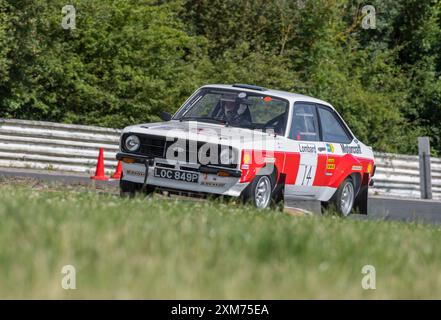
[[201, 84, 334, 109]]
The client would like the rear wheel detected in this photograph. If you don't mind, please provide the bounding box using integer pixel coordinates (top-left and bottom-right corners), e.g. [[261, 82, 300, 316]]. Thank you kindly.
[[331, 177, 355, 216], [354, 184, 369, 215]]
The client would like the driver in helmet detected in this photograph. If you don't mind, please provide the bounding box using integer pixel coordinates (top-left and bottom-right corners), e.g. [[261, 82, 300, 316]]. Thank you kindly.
[[218, 95, 252, 126]]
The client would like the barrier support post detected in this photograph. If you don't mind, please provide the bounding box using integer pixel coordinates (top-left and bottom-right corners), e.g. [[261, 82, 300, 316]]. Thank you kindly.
[[418, 137, 432, 199]]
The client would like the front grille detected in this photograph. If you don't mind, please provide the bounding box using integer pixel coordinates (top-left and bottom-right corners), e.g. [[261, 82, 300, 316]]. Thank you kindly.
[[139, 135, 167, 158], [122, 133, 167, 158], [122, 133, 237, 168]]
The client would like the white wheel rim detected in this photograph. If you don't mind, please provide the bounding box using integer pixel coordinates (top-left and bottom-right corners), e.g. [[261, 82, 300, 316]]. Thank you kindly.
[[340, 181, 354, 216], [255, 176, 271, 209]]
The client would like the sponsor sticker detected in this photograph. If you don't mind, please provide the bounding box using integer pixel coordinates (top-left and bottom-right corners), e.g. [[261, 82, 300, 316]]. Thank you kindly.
[[341, 144, 362, 154], [327, 158, 335, 170], [326, 143, 335, 153], [127, 169, 145, 177], [299, 143, 317, 153], [201, 181, 226, 188], [352, 165, 363, 171], [201, 173, 225, 187]]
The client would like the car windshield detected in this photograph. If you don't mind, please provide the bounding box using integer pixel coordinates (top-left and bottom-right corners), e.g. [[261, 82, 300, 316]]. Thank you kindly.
[[174, 88, 289, 135]]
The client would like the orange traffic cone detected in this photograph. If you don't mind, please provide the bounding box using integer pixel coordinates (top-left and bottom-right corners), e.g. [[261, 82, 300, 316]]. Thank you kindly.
[[111, 160, 123, 180], [90, 148, 109, 180]]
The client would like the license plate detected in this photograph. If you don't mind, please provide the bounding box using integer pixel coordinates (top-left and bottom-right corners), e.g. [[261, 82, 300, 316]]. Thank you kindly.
[[154, 168, 199, 183]]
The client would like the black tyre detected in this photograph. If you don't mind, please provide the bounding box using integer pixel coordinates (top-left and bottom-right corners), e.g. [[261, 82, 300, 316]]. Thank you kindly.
[[120, 180, 154, 198], [331, 177, 355, 216], [354, 184, 369, 215], [242, 175, 273, 209]]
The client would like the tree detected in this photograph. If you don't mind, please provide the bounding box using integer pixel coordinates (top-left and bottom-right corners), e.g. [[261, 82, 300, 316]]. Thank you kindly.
[[0, 0, 210, 127], [1, 0, 440, 154]]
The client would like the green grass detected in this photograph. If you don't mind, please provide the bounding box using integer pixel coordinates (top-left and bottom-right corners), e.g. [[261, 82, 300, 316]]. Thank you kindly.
[[1, 181, 441, 299]]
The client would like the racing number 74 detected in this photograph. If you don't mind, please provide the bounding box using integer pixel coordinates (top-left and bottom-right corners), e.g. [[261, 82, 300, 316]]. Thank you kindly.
[[301, 165, 313, 186]]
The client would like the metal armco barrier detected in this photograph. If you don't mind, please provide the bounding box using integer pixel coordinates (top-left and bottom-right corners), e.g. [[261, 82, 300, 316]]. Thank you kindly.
[[366, 153, 440, 200], [0, 118, 440, 200], [0, 119, 121, 175]]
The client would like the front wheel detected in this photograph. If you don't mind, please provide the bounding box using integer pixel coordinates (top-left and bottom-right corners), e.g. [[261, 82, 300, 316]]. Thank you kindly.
[[242, 175, 273, 209], [120, 180, 155, 198], [331, 177, 355, 216]]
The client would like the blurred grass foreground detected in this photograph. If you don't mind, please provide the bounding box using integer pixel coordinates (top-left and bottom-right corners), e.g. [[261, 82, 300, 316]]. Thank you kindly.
[[0, 181, 440, 299]]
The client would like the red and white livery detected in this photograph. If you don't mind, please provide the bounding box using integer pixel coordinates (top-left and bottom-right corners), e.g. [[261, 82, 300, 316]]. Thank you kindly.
[[117, 84, 375, 215]]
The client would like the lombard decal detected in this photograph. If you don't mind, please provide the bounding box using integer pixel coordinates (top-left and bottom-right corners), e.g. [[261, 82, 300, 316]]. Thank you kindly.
[[327, 158, 335, 170], [299, 143, 317, 154], [326, 143, 335, 153], [340, 144, 362, 154]]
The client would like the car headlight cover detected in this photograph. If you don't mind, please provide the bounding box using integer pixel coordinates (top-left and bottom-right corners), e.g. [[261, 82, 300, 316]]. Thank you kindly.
[[125, 135, 140, 152], [220, 148, 236, 165]]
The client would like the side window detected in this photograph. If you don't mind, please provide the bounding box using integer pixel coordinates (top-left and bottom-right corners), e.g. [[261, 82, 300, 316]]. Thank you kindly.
[[317, 107, 352, 143], [289, 103, 319, 141]]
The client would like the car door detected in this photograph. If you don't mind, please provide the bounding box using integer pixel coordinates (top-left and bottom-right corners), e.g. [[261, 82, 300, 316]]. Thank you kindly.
[[285, 102, 328, 199], [316, 105, 354, 188]]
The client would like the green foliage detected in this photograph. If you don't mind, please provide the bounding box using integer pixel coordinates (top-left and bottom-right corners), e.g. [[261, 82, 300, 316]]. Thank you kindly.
[[0, 0, 210, 126], [0, 0, 440, 154]]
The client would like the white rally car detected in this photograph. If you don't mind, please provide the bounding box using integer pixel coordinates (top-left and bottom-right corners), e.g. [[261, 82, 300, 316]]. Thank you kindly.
[[117, 84, 375, 216]]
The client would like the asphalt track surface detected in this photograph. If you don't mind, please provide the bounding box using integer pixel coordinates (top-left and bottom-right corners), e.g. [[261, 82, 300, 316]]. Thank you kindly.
[[1, 168, 441, 224]]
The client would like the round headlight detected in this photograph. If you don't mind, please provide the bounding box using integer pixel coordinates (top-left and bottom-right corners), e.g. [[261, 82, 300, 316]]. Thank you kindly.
[[220, 148, 235, 165], [125, 135, 140, 152]]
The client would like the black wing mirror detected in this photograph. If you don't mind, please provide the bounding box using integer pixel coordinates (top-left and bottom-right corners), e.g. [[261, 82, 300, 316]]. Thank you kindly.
[[160, 111, 172, 122]]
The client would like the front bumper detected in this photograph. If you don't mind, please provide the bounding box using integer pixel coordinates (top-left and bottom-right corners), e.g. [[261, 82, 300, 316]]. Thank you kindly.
[[116, 152, 246, 197]]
